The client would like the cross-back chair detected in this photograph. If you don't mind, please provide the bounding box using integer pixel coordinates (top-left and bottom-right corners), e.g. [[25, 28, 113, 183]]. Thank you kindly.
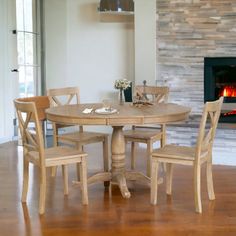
[[14, 99, 88, 214], [150, 97, 223, 213], [17, 96, 50, 143], [47, 87, 109, 180], [124, 86, 169, 177]]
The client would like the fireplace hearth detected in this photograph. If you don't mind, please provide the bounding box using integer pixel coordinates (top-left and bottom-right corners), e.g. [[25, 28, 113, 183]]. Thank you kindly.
[[204, 57, 236, 123]]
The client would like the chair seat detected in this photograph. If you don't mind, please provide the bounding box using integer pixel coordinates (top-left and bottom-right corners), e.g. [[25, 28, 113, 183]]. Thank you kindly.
[[124, 129, 162, 141], [28, 146, 87, 167], [58, 131, 108, 144], [152, 145, 196, 161]]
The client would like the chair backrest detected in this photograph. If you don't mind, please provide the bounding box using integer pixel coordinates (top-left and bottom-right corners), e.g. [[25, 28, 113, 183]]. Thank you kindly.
[[135, 85, 169, 103], [14, 99, 45, 166], [17, 96, 50, 121], [195, 97, 224, 162], [47, 87, 80, 107], [47, 87, 82, 131]]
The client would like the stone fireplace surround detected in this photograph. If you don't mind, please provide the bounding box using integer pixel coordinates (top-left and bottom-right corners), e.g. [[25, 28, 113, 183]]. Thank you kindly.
[[155, 0, 236, 165]]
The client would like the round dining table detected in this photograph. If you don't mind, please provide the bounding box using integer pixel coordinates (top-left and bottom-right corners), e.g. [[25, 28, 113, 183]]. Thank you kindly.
[[46, 102, 191, 198]]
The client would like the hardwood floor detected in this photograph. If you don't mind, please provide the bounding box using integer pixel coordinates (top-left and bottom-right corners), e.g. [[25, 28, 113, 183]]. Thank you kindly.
[[0, 141, 236, 236]]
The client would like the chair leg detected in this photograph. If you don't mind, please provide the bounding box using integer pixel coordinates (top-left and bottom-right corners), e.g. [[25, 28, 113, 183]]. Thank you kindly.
[[51, 123, 58, 177], [62, 165, 69, 195], [79, 158, 88, 205], [194, 164, 202, 213], [206, 156, 215, 200], [103, 136, 109, 172], [51, 167, 57, 177], [42, 121, 47, 148], [39, 168, 47, 215], [76, 144, 83, 181], [103, 136, 110, 187], [131, 141, 136, 170], [160, 124, 166, 148], [150, 160, 159, 205], [166, 163, 173, 195], [21, 158, 29, 202], [160, 125, 167, 172], [146, 140, 153, 177]]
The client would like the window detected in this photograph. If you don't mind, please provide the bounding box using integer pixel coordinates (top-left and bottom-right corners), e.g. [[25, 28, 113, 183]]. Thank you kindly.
[[16, 0, 40, 97]]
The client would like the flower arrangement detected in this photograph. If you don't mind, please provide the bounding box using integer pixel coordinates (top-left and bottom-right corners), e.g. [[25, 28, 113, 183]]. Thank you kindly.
[[114, 79, 131, 90]]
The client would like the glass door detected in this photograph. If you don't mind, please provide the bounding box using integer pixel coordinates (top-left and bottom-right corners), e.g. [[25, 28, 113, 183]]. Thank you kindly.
[[16, 0, 40, 97]]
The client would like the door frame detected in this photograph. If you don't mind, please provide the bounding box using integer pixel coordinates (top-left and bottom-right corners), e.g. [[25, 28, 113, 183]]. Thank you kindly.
[[0, 0, 18, 143]]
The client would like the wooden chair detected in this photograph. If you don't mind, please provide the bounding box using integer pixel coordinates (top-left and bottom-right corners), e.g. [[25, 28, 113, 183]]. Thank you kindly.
[[123, 86, 169, 177], [17, 96, 50, 140], [47, 87, 109, 179], [150, 97, 223, 213], [14, 99, 88, 215]]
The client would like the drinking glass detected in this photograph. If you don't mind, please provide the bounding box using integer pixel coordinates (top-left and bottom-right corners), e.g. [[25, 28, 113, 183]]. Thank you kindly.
[[102, 99, 111, 111]]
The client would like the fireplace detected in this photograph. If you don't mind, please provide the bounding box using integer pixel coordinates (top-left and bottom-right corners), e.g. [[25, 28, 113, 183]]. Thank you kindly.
[[204, 57, 236, 123]]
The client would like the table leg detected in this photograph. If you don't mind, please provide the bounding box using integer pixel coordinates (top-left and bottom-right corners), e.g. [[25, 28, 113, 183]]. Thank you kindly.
[[111, 126, 131, 198]]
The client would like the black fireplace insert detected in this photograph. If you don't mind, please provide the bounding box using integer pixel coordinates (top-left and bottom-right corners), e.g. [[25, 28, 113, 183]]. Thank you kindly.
[[204, 57, 236, 122]]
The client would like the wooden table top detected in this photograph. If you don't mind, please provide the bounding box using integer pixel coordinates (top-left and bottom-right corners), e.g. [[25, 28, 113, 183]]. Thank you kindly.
[[46, 103, 191, 126]]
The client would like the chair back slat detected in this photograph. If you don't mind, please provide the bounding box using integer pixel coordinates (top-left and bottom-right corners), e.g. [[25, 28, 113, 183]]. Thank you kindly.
[[17, 96, 50, 121], [47, 87, 82, 131], [195, 97, 223, 161], [135, 86, 169, 103], [47, 87, 80, 107], [14, 99, 45, 165]]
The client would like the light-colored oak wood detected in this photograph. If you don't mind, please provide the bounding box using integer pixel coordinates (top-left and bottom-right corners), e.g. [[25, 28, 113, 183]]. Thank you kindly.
[[14, 99, 88, 214], [17, 96, 50, 143], [46, 103, 190, 125], [111, 126, 130, 198], [124, 86, 169, 177], [150, 97, 224, 213], [135, 85, 169, 103], [46, 102, 190, 198], [47, 87, 109, 179], [17, 96, 50, 122]]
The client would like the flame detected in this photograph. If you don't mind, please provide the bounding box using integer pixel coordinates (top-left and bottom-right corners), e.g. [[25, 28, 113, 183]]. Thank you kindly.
[[220, 86, 236, 97], [224, 110, 236, 116]]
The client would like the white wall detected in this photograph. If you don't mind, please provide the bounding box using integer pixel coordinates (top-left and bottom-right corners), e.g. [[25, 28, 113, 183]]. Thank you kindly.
[[44, 0, 134, 104], [44, 0, 68, 89], [134, 0, 156, 86]]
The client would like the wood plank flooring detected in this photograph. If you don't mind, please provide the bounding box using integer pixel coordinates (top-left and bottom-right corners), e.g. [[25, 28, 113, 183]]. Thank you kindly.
[[0, 141, 236, 236]]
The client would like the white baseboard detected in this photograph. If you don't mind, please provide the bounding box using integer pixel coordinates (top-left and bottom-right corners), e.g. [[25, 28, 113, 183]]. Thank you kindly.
[[0, 136, 12, 144], [213, 151, 236, 166]]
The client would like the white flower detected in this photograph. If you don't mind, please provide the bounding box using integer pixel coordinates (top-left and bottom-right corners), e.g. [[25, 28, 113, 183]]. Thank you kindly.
[[114, 79, 131, 90]]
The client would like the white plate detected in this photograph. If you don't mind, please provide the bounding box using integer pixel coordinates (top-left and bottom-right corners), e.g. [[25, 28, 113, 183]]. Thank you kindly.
[[95, 107, 117, 114]]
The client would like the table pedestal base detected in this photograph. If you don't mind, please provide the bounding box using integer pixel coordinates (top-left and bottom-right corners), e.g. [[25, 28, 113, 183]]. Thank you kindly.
[[111, 126, 132, 198], [73, 126, 163, 198]]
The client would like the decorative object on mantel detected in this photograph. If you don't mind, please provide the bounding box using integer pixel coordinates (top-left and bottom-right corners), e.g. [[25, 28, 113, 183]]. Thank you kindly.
[[132, 100, 154, 107], [98, 0, 134, 14], [141, 80, 149, 101], [114, 79, 131, 105], [132, 80, 154, 107]]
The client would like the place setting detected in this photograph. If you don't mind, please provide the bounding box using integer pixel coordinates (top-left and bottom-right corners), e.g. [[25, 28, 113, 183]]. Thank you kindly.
[[82, 99, 118, 115], [94, 99, 118, 114]]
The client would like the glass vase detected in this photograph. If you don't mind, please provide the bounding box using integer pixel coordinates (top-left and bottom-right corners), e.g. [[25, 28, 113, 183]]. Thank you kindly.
[[119, 88, 124, 105]]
